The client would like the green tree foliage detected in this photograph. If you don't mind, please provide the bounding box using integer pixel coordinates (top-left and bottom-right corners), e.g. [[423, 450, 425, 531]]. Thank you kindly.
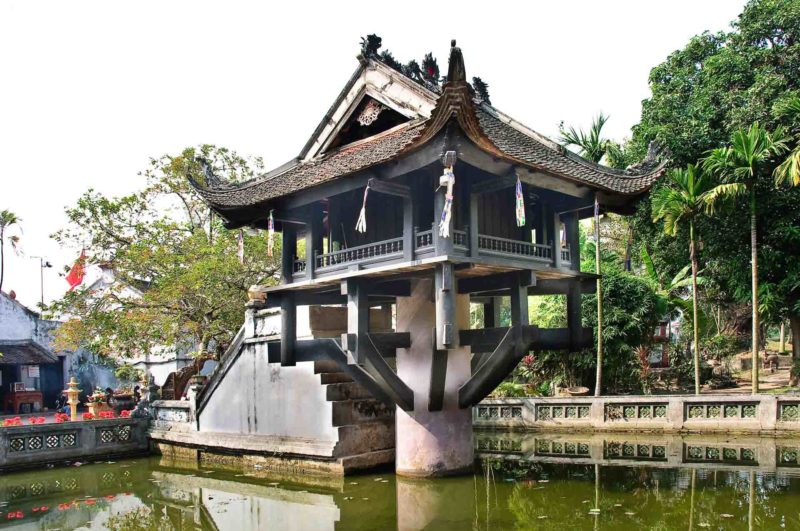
[[629, 0, 800, 363], [558, 113, 619, 165], [47, 145, 279, 360], [0, 209, 21, 293], [523, 235, 661, 394]]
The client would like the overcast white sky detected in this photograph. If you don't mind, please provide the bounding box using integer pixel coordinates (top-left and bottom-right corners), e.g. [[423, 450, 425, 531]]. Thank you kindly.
[[1, 0, 747, 310]]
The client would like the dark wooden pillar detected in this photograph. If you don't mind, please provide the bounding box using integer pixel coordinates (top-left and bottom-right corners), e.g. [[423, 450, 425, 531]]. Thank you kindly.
[[280, 225, 297, 285], [343, 280, 369, 364], [483, 296, 503, 328], [435, 263, 456, 349], [510, 272, 530, 329], [469, 190, 479, 258], [552, 211, 562, 269], [280, 292, 296, 366], [539, 204, 550, 245], [403, 195, 414, 261], [306, 207, 323, 280], [566, 211, 580, 271], [567, 281, 582, 350]]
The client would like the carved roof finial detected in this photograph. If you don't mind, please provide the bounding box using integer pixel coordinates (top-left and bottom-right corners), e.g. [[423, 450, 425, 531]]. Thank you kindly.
[[446, 39, 466, 85]]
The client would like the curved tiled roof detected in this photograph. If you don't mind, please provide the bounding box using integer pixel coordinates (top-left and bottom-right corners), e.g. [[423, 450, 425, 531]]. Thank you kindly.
[[190, 42, 664, 216], [190, 121, 426, 210]]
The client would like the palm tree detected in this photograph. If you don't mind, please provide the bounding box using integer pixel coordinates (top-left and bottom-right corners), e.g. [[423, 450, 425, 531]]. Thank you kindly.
[[703, 123, 789, 394], [0, 210, 21, 294], [774, 96, 800, 186], [559, 113, 615, 164], [560, 115, 619, 396], [651, 164, 715, 394]]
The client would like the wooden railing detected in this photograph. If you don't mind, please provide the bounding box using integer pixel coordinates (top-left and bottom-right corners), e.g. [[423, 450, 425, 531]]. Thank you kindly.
[[477, 234, 552, 261], [415, 228, 433, 250], [316, 237, 403, 270], [290, 229, 566, 280], [453, 229, 468, 251]]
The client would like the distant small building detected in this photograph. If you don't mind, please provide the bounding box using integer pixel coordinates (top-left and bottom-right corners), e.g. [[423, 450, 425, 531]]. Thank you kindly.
[[0, 291, 66, 412]]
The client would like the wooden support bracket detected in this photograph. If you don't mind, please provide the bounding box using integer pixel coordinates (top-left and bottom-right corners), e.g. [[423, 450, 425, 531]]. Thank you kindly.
[[428, 330, 448, 412]]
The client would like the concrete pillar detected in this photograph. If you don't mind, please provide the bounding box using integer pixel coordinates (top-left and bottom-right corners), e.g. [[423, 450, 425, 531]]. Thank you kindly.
[[395, 278, 473, 477]]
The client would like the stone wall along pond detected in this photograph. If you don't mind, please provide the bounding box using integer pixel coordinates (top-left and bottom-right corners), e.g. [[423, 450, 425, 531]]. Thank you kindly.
[[475, 394, 800, 433], [0, 418, 149, 470]]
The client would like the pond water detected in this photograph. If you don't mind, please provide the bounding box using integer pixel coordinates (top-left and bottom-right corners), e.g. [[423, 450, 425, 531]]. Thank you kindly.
[[2, 432, 800, 530]]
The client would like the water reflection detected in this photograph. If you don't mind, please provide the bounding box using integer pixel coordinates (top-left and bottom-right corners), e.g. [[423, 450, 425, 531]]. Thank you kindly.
[[0, 431, 799, 530]]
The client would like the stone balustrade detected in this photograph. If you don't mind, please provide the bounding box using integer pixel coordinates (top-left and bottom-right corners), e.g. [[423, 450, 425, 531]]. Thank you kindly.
[[474, 430, 800, 474], [0, 418, 149, 471], [475, 394, 800, 433]]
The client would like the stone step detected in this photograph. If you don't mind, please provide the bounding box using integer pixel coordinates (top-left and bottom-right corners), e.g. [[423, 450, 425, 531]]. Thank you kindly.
[[332, 398, 395, 427], [325, 382, 375, 401], [313, 359, 343, 374], [320, 372, 353, 384], [335, 418, 396, 456]]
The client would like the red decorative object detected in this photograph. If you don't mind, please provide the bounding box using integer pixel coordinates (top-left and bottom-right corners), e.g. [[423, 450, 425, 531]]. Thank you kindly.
[[55, 413, 70, 423], [82, 412, 94, 420], [27, 416, 46, 424], [98, 410, 115, 419], [66, 249, 86, 291], [3, 417, 22, 427], [120, 410, 132, 418]]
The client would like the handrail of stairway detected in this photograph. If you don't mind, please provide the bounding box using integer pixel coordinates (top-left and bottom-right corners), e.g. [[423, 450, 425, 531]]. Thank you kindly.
[[195, 325, 247, 416]]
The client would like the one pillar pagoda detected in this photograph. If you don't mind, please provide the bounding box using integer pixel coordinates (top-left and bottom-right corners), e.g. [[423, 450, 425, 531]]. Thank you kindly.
[[189, 41, 664, 477]]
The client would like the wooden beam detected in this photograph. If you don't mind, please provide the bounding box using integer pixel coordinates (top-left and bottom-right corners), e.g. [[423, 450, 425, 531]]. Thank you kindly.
[[280, 292, 296, 366], [529, 278, 596, 296], [368, 177, 411, 198], [341, 332, 411, 356], [471, 352, 487, 372], [340, 278, 410, 297], [428, 339, 448, 412], [435, 263, 456, 349], [458, 270, 535, 295], [535, 327, 593, 350], [458, 326, 532, 408], [360, 334, 414, 411], [266, 291, 346, 308], [470, 173, 516, 195]]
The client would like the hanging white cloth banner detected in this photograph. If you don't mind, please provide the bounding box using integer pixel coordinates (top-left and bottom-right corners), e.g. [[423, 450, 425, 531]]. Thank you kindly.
[[438, 166, 455, 238], [355, 186, 369, 234]]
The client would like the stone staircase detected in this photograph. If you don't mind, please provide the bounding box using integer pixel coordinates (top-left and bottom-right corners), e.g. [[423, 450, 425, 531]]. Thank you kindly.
[[312, 360, 395, 459]]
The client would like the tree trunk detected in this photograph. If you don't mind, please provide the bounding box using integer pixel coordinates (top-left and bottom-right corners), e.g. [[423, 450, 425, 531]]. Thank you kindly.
[[594, 196, 603, 397], [790, 313, 800, 363], [690, 221, 701, 395], [780, 322, 786, 355], [750, 189, 760, 395]]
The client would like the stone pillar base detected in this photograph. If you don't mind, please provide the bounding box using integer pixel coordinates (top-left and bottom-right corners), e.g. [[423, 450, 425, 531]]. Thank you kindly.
[[395, 278, 474, 477]]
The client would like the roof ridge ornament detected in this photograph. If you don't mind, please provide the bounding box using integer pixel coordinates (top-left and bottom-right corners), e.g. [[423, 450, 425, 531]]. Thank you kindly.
[[446, 39, 466, 86]]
